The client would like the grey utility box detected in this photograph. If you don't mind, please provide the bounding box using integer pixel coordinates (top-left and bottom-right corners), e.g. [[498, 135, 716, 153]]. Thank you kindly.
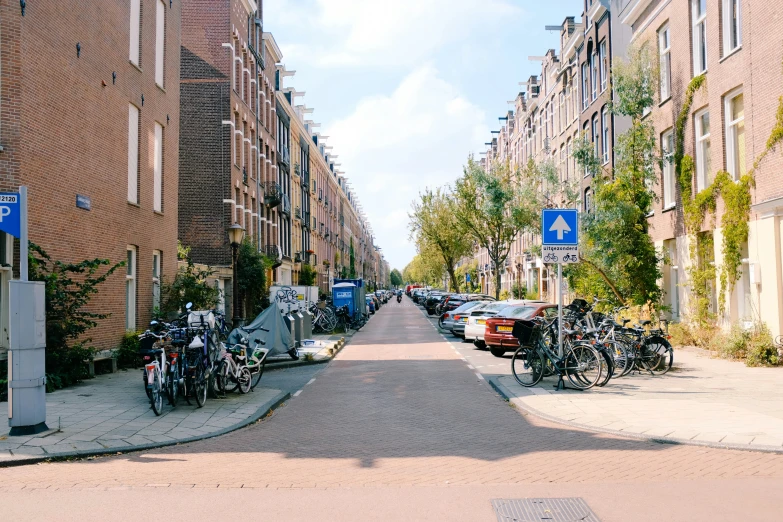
[[8, 280, 48, 435], [300, 309, 313, 339], [291, 312, 303, 347]]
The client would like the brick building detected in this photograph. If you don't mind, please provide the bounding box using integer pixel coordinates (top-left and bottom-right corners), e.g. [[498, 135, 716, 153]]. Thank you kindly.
[[621, 0, 783, 336], [0, 0, 181, 353]]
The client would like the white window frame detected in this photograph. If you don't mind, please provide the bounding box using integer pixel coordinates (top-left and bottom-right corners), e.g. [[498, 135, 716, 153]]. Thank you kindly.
[[591, 52, 598, 101], [129, 0, 141, 66], [581, 62, 589, 110], [722, 0, 742, 56], [659, 24, 671, 100], [153, 122, 163, 212], [725, 88, 745, 181], [152, 250, 161, 311], [126, 246, 137, 331], [128, 104, 140, 204], [592, 114, 600, 160], [692, 0, 708, 75], [155, 0, 165, 87], [601, 107, 609, 164], [695, 108, 711, 191], [599, 41, 607, 93], [662, 130, 675, 209]]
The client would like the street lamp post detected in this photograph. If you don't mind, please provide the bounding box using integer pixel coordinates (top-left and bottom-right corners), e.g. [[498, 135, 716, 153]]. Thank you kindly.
[[228, 223, 246, 328]]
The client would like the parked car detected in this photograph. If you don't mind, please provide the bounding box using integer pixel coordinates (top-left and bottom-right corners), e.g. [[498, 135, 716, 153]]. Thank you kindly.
[[412, 289, 428, 304], [437, 294, 467, 315], [366, 296, 376, 314], [440, 300, 487, 334], [484, 303, 558, 357], [426, 293, 450, 315], [465, 293, 496, 302], [464, 300, 543, 348]]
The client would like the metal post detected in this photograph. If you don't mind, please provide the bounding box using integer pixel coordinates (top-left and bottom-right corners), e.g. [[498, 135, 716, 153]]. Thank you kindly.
[[20, 186, 28, 282], [558, 262, 563, 358], [232, 243, 241, 328]]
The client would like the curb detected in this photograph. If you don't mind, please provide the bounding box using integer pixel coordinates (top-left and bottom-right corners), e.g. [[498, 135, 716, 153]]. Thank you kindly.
[[0, 390, 291, 468], [486, 376, 783, 455]]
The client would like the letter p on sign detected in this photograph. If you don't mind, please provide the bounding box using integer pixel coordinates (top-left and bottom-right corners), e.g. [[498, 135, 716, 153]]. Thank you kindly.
[[0, 206, 10, 221]]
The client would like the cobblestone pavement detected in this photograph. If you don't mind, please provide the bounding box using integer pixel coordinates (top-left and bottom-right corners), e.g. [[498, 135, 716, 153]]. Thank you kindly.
[[1, 298, 783, 521], [428, 310, 783, 451]]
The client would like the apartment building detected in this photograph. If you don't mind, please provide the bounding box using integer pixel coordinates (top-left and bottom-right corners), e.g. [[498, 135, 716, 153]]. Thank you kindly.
[[620, 0, 783, 336], [0, 0, 181, 351]]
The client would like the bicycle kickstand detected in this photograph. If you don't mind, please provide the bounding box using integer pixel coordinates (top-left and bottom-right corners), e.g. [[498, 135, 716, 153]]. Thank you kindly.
[[554, 374, 566, 391]]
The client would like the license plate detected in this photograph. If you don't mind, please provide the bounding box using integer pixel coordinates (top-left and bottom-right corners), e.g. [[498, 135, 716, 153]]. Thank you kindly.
[[497, 326, 513, 332], [460, 318, 467, 322], [477, 319, 486, 325]]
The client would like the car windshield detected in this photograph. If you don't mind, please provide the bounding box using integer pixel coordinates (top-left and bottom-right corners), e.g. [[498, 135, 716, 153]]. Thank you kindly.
[[452, 301, 481, 313], [498, 306, 537, 318], [482, 302, 515, 312]]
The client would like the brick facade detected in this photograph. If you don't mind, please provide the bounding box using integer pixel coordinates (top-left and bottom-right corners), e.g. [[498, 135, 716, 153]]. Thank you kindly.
[[0, 0, 181, 351]]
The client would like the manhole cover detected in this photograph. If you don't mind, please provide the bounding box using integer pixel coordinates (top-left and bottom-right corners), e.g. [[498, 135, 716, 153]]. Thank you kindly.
[[492, 498, 601, 522]]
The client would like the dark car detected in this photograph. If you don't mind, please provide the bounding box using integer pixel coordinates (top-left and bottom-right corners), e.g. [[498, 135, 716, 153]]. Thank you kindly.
[[426, 293, 450, 315], [484, 303, 558, 357], [437, 295, 467, 315]]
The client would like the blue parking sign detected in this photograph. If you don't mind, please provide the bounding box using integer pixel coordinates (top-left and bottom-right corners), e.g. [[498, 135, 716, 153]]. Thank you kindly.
[[0, 193, 21, 238], [542, 209, 578, 246]]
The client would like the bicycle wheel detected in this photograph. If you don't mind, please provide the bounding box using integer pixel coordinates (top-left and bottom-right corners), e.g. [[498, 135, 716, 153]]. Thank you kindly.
[[595, 346, 614, 387], [224, 359, 239, 393], [249, 361, 265, 390], [564, 345, 601, 390], [511, 346, 544, 387], [237, 366, 252, 394], [605, 341, 629, 378], [214, 359, 229, 394], [167, 362, 179, 407], [644, 337, 674, 375], [150, 367, 164, 416], [194, 361, 208, 407]]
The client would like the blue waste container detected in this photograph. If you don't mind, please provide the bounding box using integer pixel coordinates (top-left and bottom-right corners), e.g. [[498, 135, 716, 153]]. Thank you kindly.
[[332, 282, 357, 317], [333, 279, 365, 317]]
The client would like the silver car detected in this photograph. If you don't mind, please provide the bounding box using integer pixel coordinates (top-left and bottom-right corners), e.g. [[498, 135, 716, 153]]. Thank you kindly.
[[438, 301, 485, 332], [451, 301, 494, 337]]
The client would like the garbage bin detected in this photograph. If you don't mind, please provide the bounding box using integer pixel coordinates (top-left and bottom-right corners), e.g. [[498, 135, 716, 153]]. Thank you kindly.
[[332, 282, 357, 317]]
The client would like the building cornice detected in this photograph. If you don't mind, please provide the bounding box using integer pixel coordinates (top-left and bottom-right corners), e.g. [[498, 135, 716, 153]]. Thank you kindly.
[[262, 32, 283, 62], [239, 0, 258, 16], [621, 0, 656, 27]]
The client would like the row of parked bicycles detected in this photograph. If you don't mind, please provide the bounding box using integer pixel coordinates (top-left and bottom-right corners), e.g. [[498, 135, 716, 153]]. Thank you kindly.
[[138, 304, 270, 415], [510, 298, 674, 390], [308, 289, 395, 333]]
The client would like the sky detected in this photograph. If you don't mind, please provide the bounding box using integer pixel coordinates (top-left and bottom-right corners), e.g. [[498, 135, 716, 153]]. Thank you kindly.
[[266, 0, 580, 271]]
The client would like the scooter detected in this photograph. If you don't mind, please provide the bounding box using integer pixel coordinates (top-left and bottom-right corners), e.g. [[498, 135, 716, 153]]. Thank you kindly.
[[397, 294, 402, 303]]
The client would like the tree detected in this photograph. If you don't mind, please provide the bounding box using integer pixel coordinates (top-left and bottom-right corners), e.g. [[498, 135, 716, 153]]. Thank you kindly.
[[299, 263, 317, 286], [567, 42, 663, 307], [160, 258, 221, 316], [349, 238, 357, 279], [452, 158, 540, 298], [237, 239, 273, 317], [409, 187, 473, 291], [390, 268, 403, 287]]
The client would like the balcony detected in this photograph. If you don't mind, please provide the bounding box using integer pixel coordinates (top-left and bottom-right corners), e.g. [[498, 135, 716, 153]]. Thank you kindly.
[[280, 193, 291, 216], [279, 146, 290, 166], [294, 206, 302, 220], [264, 182, 282, 207], [293, 164, 301, 179], [312, 217, 317, 230], [265, 244, 283, 268], [242, 166, 248, 185], [303, 212, 311, 229]]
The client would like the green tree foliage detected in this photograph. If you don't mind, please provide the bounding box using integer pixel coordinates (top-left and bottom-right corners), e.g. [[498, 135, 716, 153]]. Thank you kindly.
[[390, 268, 403, 287], [403, 244, 445, 287], [349, 238, 357, 279], [409, 187, 473, 291], [28, 243, 125, 390], [299, 263, 317, 286], [237, 239, 273, 317], [567, 42, 663, 307], [160, 258, 221, 317], [452, 158, 539, 298]]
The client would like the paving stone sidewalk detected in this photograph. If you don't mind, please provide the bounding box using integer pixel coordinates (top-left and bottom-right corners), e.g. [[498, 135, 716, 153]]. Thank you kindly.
[[0, 334, 347, 464], [485, 346, 783, 452]]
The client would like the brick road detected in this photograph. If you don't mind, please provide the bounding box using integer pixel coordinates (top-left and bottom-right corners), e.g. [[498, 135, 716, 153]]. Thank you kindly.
[[2, 298, 783, 521]]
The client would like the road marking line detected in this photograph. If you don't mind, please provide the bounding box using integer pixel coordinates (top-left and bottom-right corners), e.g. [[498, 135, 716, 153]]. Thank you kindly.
[[293, 390, 302, 397], [475, 372, 484, 380], [467, 364, 474, 369], [306, 378, 315, 386]]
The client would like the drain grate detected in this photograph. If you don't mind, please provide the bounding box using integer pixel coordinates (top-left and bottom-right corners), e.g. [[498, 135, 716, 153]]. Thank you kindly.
[[492, 498, 601, 522]]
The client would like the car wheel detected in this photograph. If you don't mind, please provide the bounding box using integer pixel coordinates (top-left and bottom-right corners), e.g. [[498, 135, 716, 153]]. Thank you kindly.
[[473, 340, 486, 349], [490, 347, 506, 358]]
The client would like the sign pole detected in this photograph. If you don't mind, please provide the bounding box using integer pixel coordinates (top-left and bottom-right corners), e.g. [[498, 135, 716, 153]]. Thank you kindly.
[[20, 186, 28, 281], [558, 262, 563, 358]]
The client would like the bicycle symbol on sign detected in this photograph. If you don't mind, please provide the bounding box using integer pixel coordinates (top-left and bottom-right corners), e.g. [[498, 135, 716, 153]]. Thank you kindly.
[[543, 252, 558, 263], [561, 253, 579, 262]]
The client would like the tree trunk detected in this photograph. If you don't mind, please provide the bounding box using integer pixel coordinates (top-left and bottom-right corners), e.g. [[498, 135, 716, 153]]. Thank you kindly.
[[447, 265, 460, 293], [581, 257, 625, 303], [494, 269, 501, 300]]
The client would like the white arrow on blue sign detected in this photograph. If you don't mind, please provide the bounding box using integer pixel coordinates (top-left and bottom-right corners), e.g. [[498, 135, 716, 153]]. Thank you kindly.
[[542, 209, 578, 246]]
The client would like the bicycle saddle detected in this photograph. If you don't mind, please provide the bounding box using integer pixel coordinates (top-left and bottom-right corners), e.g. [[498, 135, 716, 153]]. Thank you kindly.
[[641, 320, 652, 326], [622, 319, 631, 325]]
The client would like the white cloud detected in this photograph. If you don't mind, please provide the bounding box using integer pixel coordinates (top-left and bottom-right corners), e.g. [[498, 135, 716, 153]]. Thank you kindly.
[[267, 0, 522, 68], [323, 66, 488, 269]]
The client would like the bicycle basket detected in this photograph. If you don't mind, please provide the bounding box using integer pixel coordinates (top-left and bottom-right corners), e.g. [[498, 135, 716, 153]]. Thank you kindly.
[[188, 311, 215, 329], [511, 319, 538, 345]]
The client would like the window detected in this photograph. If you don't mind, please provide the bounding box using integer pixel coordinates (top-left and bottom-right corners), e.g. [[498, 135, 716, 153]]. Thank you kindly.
[[592, 114, 600, 161], [559, 92, 566, 132], [662, 130, 675, 208], [599, 41, 607, 92], [566, 138, 572, 180], [234, 113, 240, 166], [584, 187, 592, 213], [725, 90, 745, 181], [583, 122, 590, 177], [127, 104, 140, 204], [155, 0, 165, 87], [129, 0, 141, 66], [565, 83, 572, 123], [601, 107, 609, 164], [695, 109, 712, 191], [153, 122, 163, 212], [722, 0, 741, 55], [581, 62, 589, 110], [152, 251, 161, 311], [659, 24, 671, 100], [692, 0, 708, 75], [126, 246, 137, 330], [591, 52, 598, 100]]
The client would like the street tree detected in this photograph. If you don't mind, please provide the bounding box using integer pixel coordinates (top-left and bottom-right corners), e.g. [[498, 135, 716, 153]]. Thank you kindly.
[[409, 187, 473, 292], [390, 269, 403, 287], [452, 158, 539, 299]]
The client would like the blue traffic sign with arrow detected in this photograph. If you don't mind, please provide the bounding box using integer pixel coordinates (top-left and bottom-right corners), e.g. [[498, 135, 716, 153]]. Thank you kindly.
[[542, 209, 578, 246]]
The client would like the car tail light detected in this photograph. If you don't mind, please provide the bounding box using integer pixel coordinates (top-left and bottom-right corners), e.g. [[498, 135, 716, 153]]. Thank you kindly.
[[444, 314, 450, 319]]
